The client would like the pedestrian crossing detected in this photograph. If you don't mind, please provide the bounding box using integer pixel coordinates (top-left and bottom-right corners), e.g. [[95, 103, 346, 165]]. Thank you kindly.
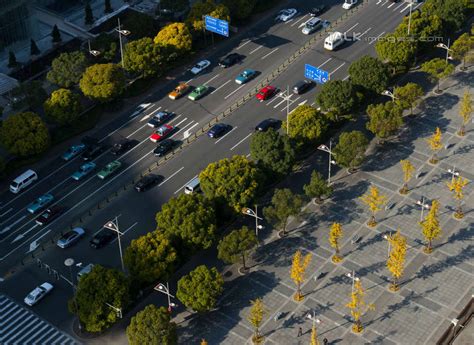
[[0, 294, 79, 345], [374, 0, 423, 13]]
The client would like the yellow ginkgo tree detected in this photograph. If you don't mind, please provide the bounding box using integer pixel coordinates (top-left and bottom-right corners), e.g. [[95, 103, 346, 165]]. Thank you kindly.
[[346, 279, 375, 333], [426, 127, 443, 164], [290, 250, 312, 302], [248, 298, 267, 344], [399, 159, 415, 194], [329, 222, 344, 263], [360, 186, 387, 227], [458, 90, 472, 136], [447, 175, 469, 219], [419, 200, 442, 253], [310, 320, 320, 345], [386, 230, 407, 292]]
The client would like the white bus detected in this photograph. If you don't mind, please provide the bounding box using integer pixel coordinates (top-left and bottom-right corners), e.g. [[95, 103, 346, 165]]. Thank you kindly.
[[324, 32, 345, 51]]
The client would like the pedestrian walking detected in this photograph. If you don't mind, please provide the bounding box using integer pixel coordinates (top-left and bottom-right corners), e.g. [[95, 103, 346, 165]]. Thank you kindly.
[[323, 338, 328, 345], [297, 327, 303, 337]]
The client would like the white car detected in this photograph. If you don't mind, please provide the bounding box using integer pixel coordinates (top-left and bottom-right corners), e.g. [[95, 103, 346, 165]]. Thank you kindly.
[[342, 0, 358, 10], [190, 60, 211, 75], [275, 8, 297, 22], [24, 282, 53, 306]]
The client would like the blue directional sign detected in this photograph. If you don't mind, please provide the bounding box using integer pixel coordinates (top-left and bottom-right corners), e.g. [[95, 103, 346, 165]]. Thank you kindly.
[[205, 15, 229, 37], [304, 64, 329, 84]]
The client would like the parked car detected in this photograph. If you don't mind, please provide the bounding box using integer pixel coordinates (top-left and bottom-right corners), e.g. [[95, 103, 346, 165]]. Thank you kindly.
[[188, 85, 209, 101], [97, 161, 122, 180], [90, 230, 115, 249], [292, 80, 314, 94], [71, 162, 96, 181], [56, 227, 85, 248], [153, 139, 175, 157], [309, 5, 326, 16], [302, 17, 322, 35], [135, 175, 160, 192], [255, 118, 281, 131], [24, 282, 53, 306], [342, 0, 358, 10], [36, 207, 62, 226], [190, 60, 211, 74], [26, 193, 54, 214], [235, 69, 257, 84], [77, 263, 94, 280], [208, 123, 231, 138], [150, 125, 174, 143], [256, 86, 276, 100], [61, 144, 86, 161], [111, 139, 133, 155], [81, 143, 105, 161], [275, 8, 297, 22], [219, 53, 242, 68], [147, 111, 172, 128], [168, 83, 189, 100]]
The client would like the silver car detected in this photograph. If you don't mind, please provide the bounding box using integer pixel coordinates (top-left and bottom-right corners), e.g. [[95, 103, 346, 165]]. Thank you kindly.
[[24, 282, 54, 306], [56, 227, 85, 248], [302, 17, 322, 35]]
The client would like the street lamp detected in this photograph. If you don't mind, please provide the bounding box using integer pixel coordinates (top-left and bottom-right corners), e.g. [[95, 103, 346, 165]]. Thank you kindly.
[[407, 3, 413, 35], [87, 40, 100, 57], [242, 206, 264, 243], [104, 217, 125, 272], [306, 310, 322, 341], [415, 197, 430, 221], [448, 166, 459, 182], [105, 302, 122, 319], [436, 40, 453, 64], [286, 85, 290, 135], [116, 18, 131, 69], [154, 282, 177, 312], [383, 233, 393, 258], [346, 271, 359, 293], [317, 140, 336, 185], [64, 258, 81, 331], [381, 89, 397, 102]]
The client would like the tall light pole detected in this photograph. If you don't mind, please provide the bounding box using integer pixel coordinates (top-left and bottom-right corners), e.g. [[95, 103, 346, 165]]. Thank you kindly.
[[407, 3, 413, 35], [154, 282, 177, 312], [346, 271, 359, 293], [382, 89, 398, 102], [415, 197, 430, 221], [116, 18, 131, 68], [242, 206, 264, 244], [105, 302, 122, 319], [317, 140, 336, 185], [448, 166, 459, 182], [383, 232, 393, 258], [436, 39, 453, 64], [104, 217, 125, 272], [306, 310, 322, 341], [286, 85, 290, 135], [64, 258, 81, 331], [87, 40, 100, 57]]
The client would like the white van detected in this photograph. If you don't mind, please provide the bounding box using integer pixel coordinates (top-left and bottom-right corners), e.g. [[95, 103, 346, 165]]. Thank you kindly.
[[324, 32, 344, 51], [10, 169, 38, 194], [184, 177, 200, 194]]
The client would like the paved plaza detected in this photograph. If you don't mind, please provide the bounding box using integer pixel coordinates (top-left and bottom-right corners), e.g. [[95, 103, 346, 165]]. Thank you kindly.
[[178, 69, 474, 344]]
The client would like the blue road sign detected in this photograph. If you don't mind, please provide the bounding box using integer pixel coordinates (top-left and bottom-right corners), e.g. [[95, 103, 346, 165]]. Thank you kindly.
[[304, 64, 329, 84], [205, 15, 229, 37]]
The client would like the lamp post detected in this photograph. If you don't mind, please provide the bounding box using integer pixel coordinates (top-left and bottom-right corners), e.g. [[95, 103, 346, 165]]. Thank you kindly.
[[116, 18, 131, 68], [306, 310, 322, 341], [436, 40, 453, 64], [242, 206, 264, 244], [317, 140, 336, 185], [105, 302, 122, 319], [381, 89, 398, 102], [346, 271, 359, 293], [64, 258, 81, 331], [415, 197, 430, 221], [448, 166, 459, 182], [383, 232, 393, 258], [286, 85, 290, 135], [154, 282, 177, 312], [87, 40, 100, 57], [407, 3, 413, 35], [104, 217, 125, 272]]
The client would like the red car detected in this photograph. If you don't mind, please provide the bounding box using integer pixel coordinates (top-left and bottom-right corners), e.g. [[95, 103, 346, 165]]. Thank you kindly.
[[256, 86, 276, 101], [150, 124, 174, 143]]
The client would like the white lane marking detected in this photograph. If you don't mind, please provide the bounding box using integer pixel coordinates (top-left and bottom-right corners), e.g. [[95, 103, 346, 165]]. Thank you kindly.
[[358, 27, 372, 38], [249, 45, 263, 54], [172, 121, 195, 138], [376, 0, 382, 4], [211, 80, 231, 94], [183, 122, 200, 137], [330, 62, 346, 76], [204, 74, 220, 85], [369, 31, 385, 45], [299, 17, 313, 28], [281, 96, 301, 112], [266, 93, 282, 105], [261, 48, 279, 60], [0, 208, 12, 217], [414, 3, 422, 9], [344, 23, 359, 34], [140, 106, 162, 122], [291, 14, 308, 27], [0, 215, 27, 236], [236, 40, 251, 50], [284, 18, 294, 24], [12, 224, 38, 243], [167, 114, 183, 125], [246, 153, 251, 158], [224, 84, 245, 99], [387, 2, 395, 9], [343, 75, 350, 81], [400, 4, 411, 12], [174, 175, 198, 194], [110, 222, 138, 243], [381, 0, 389, 6], [215, 126, 237, 144], [173, 118, 188, 128], [274, 97, 289, 108], [318, 58, 332, 68], [230, 133, 253, 151], [393, 2, 405, 11], [158, 167, 185, 186], [129, 103, 152, 117], [186, 78, 193, 84]]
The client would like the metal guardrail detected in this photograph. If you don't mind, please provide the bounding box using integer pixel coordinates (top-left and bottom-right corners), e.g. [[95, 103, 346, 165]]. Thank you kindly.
[[437, 298, 473, 345]]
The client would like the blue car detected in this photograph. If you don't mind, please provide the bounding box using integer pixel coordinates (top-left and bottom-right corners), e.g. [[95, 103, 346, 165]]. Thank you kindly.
[[235, 69, 257, 84], [208, 123, 231, 138], [27, 193, 54, 214], [71, 162, 96, 181], [62, 144, 86, 161]]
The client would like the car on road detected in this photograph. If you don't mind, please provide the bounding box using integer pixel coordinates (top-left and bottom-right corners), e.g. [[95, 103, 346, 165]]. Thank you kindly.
[[302, 17, 322, 35], [153, 139, 175, 157], [190, 60, 211, 74], [235, 69, 257, 84], [150, 124, 174, 143], [24, 282, 53, 306], [256, 86, 276, 100], [130, 103, 151, 117], [77, 264, 94, 280], [97, 160, 122, 180], [219, 53, 242, 68], [71, 162, 96, 181], [56, 227, 85, 248], [255, 118, 281, 131], [111, 139, 134, 155], [135, 175, 160, 192], [168, 83, 189, 100], [36, 207, 62, 226], [81, 143, 105, 161], [90, 230, 115, 249], [61, 143, 86, 161], [342, 0, 358, 9], [309, 5, 326, 16], [208, 123, 231, 138], [188, 85, 209, 101], [26, 193, 54, 214], [292, 80, 314, 94], [275, 8, 297, 22], [147, 111, 173, 128]]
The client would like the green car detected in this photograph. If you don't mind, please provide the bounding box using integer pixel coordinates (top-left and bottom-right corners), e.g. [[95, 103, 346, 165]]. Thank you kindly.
[[97, 160, 122, 180], [188, 85, 209, 101]]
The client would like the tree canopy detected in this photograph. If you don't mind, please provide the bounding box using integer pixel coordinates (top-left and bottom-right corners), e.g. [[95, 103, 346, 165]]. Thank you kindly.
[[124, 37, 166, 78], [127, 305, 177, 345], [223, 0, 255, 20], [186, 0, 230, 31], [375, 33, 416, 71], [451, 33, 473, 68], [421, 58, 455, 92], [366, 102, 404, 140], [316, 80, 358, 121], [217, 226, 258, 269], [44, 88, 82, 125], [394, 82, 424, 114], [333, 131, 369, 170], [79, 63, 126, 102], [11, 81, 48, 110], [263, 188, 303, 234], [283, 105, 327, 143], [348, 56, 390, 93], [47, 51, 87, 88], [304, 170, 333, 202], [154, 22, 192, 54]]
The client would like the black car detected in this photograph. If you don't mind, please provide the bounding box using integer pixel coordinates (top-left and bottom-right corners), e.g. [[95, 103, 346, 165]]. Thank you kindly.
[[147, 111, 173, 128], [90, 229, 115, 249], [292, 80, 314, 94], [111, 139, 133, 155], [255, 118, 281, 132], [309, 5, 326, 16], [218, 53, 242, 68], [36, 207, 62, 226], [135, 175, 160, 192], [208, 123, 231, 138], [153, 139, 175, 157], [81, 143, 105, 161]]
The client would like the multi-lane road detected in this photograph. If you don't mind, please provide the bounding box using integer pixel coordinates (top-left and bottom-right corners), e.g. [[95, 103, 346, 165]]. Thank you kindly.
[[0, 0, 421, 337]]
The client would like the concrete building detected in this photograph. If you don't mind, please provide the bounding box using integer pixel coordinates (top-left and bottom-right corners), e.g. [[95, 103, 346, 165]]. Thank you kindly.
[[0, 0, 39, 52]]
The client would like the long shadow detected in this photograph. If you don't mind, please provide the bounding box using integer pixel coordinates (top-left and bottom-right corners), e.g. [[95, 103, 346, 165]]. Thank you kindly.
[[435, 224, 473, 250], [363, 141, 415, 172]]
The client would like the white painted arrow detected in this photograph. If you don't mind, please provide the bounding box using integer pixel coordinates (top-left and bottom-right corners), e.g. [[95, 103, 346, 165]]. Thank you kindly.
[[13, 224, 38, 243], [26, 229, 50, 253], [0, 215, 27, 235]]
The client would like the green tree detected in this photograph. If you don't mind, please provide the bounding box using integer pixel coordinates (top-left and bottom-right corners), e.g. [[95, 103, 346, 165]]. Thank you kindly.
[[200, 155, 262, 212], [250, 129, 295, 176], [91, 33, 117, 62], [47, 51, 88, 88], [51, 24, 61, 43], [127, 305, 177, 345], [333, 131, 369, 171], [375, 34, 417, 73], [105, 0, 113, 13], [30, 39, 40, 56], [124, 37, 166, 78], [394, 82, 424, 115], [187, 0, 218, 32], [421, 58, 455, 93], [451, 33, 473, 69], [264, 188, 303, 235], [11, 81, 48, 110], [85, 3, 94, 25], [79, 63, 126, 102], [0, 112, 50, 157], [304, 170, 333, 204], [283, 105, 327, 144], [124, 231, 177, 286], [348, 56, 390, 93], [177, 265, 224, 313], [7, 51, 17, 68], [316, 80, 357, 121], [154, 22, 192, 54], [217, 226, 258, 269], [423, 0, 468, 32], [366, 102, 404, 140], [155, 193, 217, 250], [43, 89, 82, 125], [223, 0, 255, 20], [209, 4, 231, 23], [69, 265, 130, 333]]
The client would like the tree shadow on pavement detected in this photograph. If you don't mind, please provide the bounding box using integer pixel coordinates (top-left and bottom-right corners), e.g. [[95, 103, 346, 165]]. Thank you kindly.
[[435, 223, 473, 250]]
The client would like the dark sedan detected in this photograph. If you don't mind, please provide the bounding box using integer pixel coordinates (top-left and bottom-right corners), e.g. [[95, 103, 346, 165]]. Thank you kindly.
[[110, 139, 133, 155], [208, 123, 231, 138], [153, 139, 175, 157], [255, 118, 281, 131], [135, 175, 160, 192], [90, 230, 115, 249], [309, 5, 326, 16], [147, 111, 173, 128], [218, 53, 243, 68], [36, 207, 62, 226]]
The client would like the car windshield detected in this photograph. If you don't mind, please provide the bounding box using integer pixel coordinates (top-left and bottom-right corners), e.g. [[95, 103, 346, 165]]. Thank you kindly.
[[11, 181, 18, 188], [63, 232, 75, 239], [27, 292, 36, 300]]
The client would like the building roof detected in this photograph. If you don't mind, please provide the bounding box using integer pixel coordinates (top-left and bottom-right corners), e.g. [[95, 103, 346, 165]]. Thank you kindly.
[[0, 73, 19, 95]]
